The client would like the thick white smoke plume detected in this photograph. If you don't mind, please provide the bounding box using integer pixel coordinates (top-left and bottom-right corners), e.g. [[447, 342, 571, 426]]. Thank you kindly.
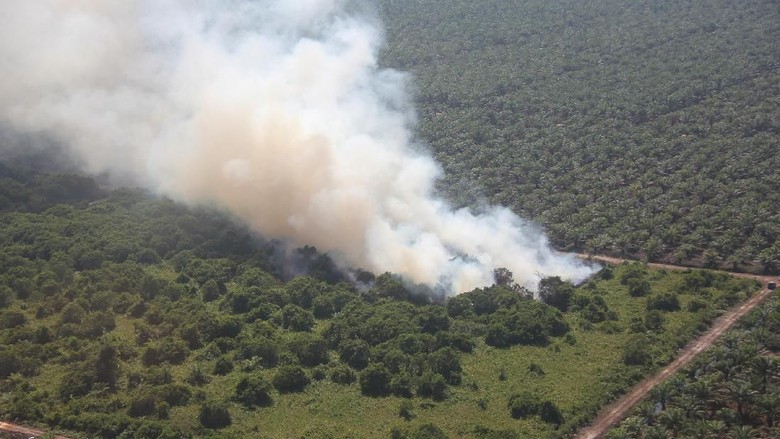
[[0, 0, 596, 294]]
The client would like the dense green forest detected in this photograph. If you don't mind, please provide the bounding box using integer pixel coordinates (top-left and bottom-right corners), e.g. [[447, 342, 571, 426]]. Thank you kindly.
[[378, 0, 780, 273], [0, 164, 763, 437], [606, 291, 779, 438], [2, 0, 779, 437]]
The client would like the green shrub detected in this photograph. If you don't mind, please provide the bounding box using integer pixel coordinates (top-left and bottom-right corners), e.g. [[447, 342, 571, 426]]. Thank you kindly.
[[538, 276, 574, 312], [627, 279, 651, 297], [276, 304, 315, 331], [508, 392, 541, 419], [0, 310, 26, 329], [623, 335, 652, 366], [58, 369, 94, 401], [359, 363, 391, 397], [539, 401, 564, 425], [330, 365, 356, 385], [410, 423, 448, 439], [272, 366, 309, 393], [0, 285, 12, 308], [186, 365, 210, 386], [235, 374, 273, 407], [338, 339, 371, 369], [0, 349, 21, 378], [644, 310, 665, 331], [152, 384, 191, 406], [199, 400, 231, 429], [213, 356, 234, 375], [647, 293, 680, 311], [390, 372, 414, 398], [128, 394, 156, 417], [417, 372, 447, 400], [398, 400, 414, 420]]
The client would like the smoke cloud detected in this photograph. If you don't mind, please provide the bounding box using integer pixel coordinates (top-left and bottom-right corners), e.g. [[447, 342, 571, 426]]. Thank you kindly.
[[0, 0, 595, 294]]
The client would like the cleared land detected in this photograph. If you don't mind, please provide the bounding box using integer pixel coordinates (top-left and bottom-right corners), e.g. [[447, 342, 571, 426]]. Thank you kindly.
[[574, 255, 776, 439]]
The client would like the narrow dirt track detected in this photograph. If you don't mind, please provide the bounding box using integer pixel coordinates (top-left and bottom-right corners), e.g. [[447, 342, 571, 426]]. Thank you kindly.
[[573, 254, 777, 439], [0, 422, 70, 439]]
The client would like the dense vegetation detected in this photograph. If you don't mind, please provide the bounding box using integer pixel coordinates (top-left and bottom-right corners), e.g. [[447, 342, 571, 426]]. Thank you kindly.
[[606, 291, 779, 438], [0, 164, 762, 438], [378, 0, 780, 273], [1, 1, 778, 437]]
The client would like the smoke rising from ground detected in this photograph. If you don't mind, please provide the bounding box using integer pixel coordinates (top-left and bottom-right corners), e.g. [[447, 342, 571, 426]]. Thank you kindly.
[[0, 0, 595, 294]]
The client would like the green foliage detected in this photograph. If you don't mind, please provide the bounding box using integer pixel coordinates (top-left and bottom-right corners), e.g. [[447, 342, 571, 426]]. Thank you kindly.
[[484, 300, 569, 347], [0, 348, 20, 378], [58, 368, 94, 401], [644, 310, 665, 332], [199, 400, 231, 429], [186, 364, 210, 386], [272, 365, 310, 393], [338, 338, 371, 369], [237, 337, 278, 367], [379, 0, 779, 273], [647, 293, 681, 312], [409, 423, 448, 439], [0, 284, 12, 308], [508, 392, 541, 419], [538, 276, 575, 312], [151, 383, 192, 406], [287, 333, 328, 367], [627, 279, 651, 297], [622, 335, 652, 366], [417, 372, 447, 400], [360, 363, 392, 397], [0, 164, 766, 438], [330, 364, 356, 385], [540, 401, 564, 426], [95, 345, 119, 389], [235, 374, 273, 407], [213, 356, 234, 375], [276, 304, 315, 331], [128, 394, 157, 417], [390, 372, 414, 398], [0, 310, 26, 329], [507, 392, 562, 426], [609, 294, 780, 437], [199, 279, 224, 302], [398, 400, 414, 420]]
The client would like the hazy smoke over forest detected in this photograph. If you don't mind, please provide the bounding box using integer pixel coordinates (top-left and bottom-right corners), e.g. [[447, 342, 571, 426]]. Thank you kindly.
[[0, 0, 595, 294]]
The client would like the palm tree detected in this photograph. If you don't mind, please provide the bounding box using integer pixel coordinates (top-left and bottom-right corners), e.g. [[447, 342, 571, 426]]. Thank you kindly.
[[754, 391, 779, 428], [621, 416, 644, 438], [714, 357, 738, 382], [688, 377, 714, 401], [722, 379, 757, 423], [677, 393, 705, 419], [643, 424, 669, 439], [638, 400, 658, 426], [650, 381, 675, 410], [682, 420, 710, 438], [750, 356, 778, 393], [715, 407, 740, 428], [728, 425, 758, 439], [703, 419, 727, 438], [659, 407, 685, 435]]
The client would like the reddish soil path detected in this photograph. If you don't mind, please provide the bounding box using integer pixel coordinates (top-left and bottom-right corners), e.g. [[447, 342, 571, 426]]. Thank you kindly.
[[573, 254, 777, 439], [0, 422, 70, 439]]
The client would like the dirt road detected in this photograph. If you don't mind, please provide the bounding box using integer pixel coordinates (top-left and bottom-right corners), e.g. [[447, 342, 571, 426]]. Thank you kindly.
[[573, 254, 777, 439], [0, 422, 69, 439], [577, 253, 776, 283]]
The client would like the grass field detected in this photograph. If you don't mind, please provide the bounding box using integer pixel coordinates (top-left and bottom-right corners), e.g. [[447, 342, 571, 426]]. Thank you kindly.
[[5, 264, 759, 438]]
